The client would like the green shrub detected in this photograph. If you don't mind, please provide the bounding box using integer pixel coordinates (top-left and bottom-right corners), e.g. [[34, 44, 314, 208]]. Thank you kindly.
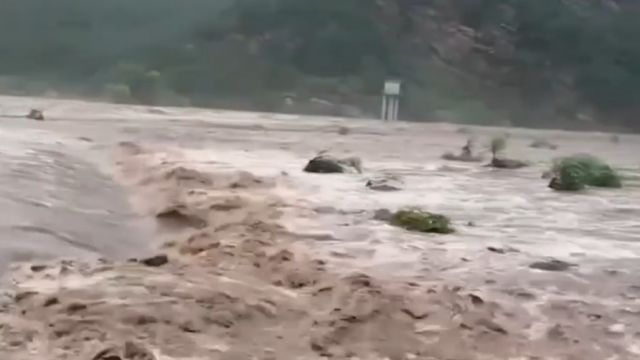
[[548, 154, 622, 191], [390, 209, 454, 234]]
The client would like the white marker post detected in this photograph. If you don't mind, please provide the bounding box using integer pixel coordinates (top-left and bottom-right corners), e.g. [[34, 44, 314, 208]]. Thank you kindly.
[[381, 79, 401, 121]]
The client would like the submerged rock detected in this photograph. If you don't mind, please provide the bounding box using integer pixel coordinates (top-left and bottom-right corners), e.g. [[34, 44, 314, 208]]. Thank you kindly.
[[442, 139, 483, 162], [441, 151, 483, 162], [337, 126, 350, 135], [529, 259, 576, 272], [366, 175, 403, 191], [373, 208, 393, 221], [390, 209, 454, 234], [303, 156, 345, 173], [489, 158, 529, 169], [92, 342, 156, 360], [139, 254, 169, 267], [303, 155, 362, 174], [26, 109, 44, 121]]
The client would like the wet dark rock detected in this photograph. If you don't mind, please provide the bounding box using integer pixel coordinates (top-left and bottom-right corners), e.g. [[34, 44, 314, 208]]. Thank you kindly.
[[155, 207, 207, 229], [303, 155, 362, 174], [489, 158, 529, 169], [468, 294, 485, 306], [587, 313, 602, 321], [140, 254, 169, 267], [26, 109, 44, 121], [14, 291, 38, 303], [529, 259, 576, 272], [487, 246, 519, 254], [43, 296, 59, 307], [123, 341, 156, 360], [366, 175, 403, 191], [92, 347, 122, 360], [441, 152, 483, 162], [304, 156, 345, 173], [93, 342, 156, 360], [30, 264, 47, 272], [66, 302, 87, 313], [373, 208, 393, 221], [476, 318, 508, 334], [487, 246, 506, 254]]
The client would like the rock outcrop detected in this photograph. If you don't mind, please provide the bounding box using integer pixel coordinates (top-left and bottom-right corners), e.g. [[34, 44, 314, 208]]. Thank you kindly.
[[303, 155, 362, 174]]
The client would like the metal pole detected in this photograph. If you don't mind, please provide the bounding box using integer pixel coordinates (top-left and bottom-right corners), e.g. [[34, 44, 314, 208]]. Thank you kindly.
[[393, 96, 399, 121], [381, 95, 388, 121]]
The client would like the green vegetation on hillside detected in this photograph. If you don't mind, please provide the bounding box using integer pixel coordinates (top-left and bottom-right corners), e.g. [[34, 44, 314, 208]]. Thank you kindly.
[[0, 0, 639, 130]]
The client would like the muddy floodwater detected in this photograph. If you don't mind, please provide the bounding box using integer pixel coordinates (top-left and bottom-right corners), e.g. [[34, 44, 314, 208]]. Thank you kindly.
[[0, 95, 639, 359]]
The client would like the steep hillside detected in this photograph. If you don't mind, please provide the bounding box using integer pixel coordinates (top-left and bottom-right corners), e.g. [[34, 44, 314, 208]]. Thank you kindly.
[[0, 0, 638, 130]]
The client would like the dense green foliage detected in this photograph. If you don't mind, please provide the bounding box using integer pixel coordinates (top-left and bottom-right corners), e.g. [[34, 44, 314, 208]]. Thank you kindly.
[[0, 0, 639, 129], [548, 154, 622, 191], [390, 209, 454, 234]]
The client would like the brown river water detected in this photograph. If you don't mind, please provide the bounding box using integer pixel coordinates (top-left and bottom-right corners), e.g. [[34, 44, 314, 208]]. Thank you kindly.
[[0, 95, 639, 359]]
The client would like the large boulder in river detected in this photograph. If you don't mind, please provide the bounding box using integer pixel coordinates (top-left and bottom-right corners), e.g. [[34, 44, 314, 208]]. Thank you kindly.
[[303, 155, 362, 174]]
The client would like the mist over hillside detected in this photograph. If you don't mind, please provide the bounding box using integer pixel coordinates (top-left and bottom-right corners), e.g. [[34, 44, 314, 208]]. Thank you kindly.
[[0, 0, 638, 130]]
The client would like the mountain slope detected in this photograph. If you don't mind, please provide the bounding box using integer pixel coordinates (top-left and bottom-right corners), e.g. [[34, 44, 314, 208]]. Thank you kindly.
[[0, 0, 638, 130]]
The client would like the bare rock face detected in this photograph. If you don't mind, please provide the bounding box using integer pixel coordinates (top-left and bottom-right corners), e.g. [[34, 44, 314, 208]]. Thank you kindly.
[[26, 109, 45, 121]]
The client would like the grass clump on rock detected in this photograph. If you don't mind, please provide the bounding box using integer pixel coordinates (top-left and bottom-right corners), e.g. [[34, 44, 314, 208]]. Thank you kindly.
[[390, 209, 454, 234], [548, 154, 622, 191]]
